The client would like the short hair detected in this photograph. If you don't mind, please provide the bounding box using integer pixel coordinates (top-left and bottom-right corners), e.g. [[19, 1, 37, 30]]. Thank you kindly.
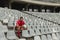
[[20, 17, 23, 19]]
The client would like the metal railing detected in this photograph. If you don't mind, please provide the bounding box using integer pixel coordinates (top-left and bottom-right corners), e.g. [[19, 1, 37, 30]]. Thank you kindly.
[[34, 0, 60, 3]]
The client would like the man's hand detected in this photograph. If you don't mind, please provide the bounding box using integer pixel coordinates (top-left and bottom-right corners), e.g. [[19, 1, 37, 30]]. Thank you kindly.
[[17, 26, 20, 30]]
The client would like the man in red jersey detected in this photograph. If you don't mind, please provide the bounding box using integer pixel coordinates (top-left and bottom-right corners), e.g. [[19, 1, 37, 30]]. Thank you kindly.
[[15, 17, 27, 38]]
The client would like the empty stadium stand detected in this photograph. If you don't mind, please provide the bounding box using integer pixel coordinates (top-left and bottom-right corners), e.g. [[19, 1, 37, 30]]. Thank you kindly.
[[0, 7, 60, 40], [23, 11, 60, 25]]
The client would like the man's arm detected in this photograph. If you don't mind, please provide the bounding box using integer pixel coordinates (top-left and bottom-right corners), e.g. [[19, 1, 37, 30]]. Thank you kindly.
[[16, 20, 20, 30]]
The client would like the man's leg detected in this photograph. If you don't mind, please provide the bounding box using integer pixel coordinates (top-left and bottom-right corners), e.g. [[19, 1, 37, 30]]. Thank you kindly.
[[17, 30, 21, 38], [15, 26, 21, 38]]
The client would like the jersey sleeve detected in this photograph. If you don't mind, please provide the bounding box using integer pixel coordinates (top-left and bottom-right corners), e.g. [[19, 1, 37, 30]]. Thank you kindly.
[[23, 21, 25, 25], [16, 20, 19, 27]]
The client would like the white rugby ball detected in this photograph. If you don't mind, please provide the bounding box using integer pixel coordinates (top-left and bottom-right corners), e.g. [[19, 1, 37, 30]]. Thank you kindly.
[[23, 25, 27, 28]]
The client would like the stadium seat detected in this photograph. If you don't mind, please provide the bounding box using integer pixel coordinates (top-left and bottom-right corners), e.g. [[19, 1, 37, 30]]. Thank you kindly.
[[42, 9, 45, 12], [19, 38, 26, 40], [0, 25, 8, 32], [22, 30, 32, 37], [14, 16, 18, 26], [2, 25, 8, 32], [34, 36, 41, 40], [7, 30, 18, 40], [52, 33, 58, 40], [35, 29, 41, 35], [46, 9, 50, 12], [41, 28, 46, 34], [47, 34, 52, 40], [0, 32, 7, 40], [8, 16, 14, 27], [29, 29, 36, 36], [27, 25, 33, 30], [48, 28, 53, 33], [34, 9, 38, 12], [41, 35, 47, 40], [3, 19, 9, 24], [56, 33, 60, 40], [29, 9, 32, 12], [0, 22, 2, 25], [36, 25, 41, 29]]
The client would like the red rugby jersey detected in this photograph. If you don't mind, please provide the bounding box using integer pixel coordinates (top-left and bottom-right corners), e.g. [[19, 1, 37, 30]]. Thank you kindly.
[[16, 19, 25, 27]]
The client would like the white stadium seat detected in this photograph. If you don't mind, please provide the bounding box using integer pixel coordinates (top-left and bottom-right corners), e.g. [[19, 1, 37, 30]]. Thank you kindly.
[[3, 19, 9, 24], [0, 32, 7, 40], [47, 34, 52, 40], [35, 29, 41, 35], [7, 30, 18, 40], [22, 30, 32, 37], [0, 25, 8, 32], [29, 29, 36, 36], [52, 33, 58, 40], [41, 35, 47, 40], [34, 36, 41, 40], [19, 38, 26, 40]]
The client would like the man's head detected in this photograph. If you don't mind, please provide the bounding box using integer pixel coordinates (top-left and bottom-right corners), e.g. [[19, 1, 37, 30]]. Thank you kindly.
[[20, 17, 23, 20]]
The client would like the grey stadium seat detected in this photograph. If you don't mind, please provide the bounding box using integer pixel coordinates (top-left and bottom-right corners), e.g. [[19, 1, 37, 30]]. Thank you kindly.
[[47, 34, 52, 40], [7, 30, 18, 40], [35, 29, 41, 35], [34, 36, 41, 40], [22, 30, 32, 37], [29, 29, 36, 36], [0, 32, 7, 40], [18, 38, 26, 40], [0, 25, 8, 32], [3, 19, 9, 24], [41, 35, 47, 40], [52, 33, 59, 40]]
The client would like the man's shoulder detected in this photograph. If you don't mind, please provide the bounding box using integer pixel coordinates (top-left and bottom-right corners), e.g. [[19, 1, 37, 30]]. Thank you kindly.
[[17, 20, 20, 22]]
